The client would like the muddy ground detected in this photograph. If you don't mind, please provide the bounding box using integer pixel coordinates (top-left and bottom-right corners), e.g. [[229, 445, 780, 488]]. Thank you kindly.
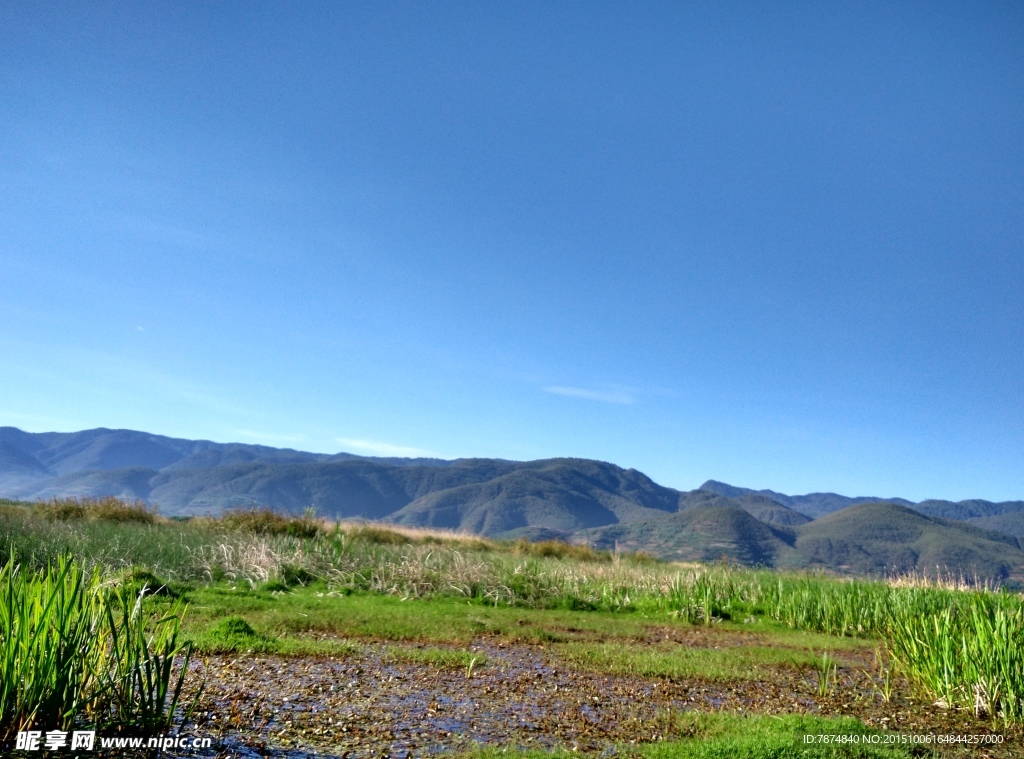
[[182, 629, 1019, 758]]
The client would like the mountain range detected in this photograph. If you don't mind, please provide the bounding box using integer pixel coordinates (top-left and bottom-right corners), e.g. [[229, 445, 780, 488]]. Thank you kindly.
[[3, 426, 1024, 581]]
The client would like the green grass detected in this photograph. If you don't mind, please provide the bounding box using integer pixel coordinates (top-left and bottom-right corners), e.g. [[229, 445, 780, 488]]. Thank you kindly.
[[184, 610, 359, 657], [886, 598, 1024, 722], [170, 584, 877, 689], [555, 640, 820, 682], [0, 556, 196, 742], [811, 651, 838, 698], [174, 583, 652, 645], [0, 502, 224, 575], [469, 714, 917, 758], [386, 644, 486, 670], [189, 614, 279, 653], [739, 623, 875, 653]]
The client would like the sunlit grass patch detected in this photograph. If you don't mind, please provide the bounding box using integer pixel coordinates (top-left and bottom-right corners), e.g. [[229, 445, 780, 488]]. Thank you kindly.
[[190, 615, 279, 653], [175, 584, 654, 646], [738, 621, 877, 653], [178, 581, 876, 656], [180, 585, 512, 643], [469, 714, 914, 758], [386, 644, 487, 670], [335, 520, 496, 550], [556, 640, 819, 682], [185, 613, 359, 657], [274, 636, 361, 657], [512, 537, 612, 563], [645, 713, 915, 758]]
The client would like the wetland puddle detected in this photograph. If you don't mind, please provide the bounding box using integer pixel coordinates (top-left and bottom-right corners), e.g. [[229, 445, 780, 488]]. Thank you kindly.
[[180, 636, 1016, 758]]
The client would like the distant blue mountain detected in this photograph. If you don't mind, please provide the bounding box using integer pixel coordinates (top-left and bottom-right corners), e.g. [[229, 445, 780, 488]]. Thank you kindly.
[[3, 426, 1023, 579], [697, 479, 914, 517], [699, 479, 1024, 524]]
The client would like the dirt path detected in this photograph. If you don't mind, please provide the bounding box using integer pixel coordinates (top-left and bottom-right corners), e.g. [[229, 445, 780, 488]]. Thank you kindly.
[[183, 638, 1018, 758]]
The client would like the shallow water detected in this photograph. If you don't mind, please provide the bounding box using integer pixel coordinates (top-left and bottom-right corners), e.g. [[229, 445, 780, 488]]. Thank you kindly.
[[169, 636, 1016, 758], [179, 639, 812, 757]]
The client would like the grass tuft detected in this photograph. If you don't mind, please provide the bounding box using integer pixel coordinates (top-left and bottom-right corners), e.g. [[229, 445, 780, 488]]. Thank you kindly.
[[469, 713, 916, 758], [513, 538, 612, 563], [35, 496, 160, 524], [557, 640, 820, 682], [386, 645, 486, 670], [193, 615, 278, 653], [218, 507, 321, 538], [811, 651, 838, 697]]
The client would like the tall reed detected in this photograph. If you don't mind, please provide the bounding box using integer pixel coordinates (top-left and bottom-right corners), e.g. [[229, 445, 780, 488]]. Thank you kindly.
[[99, 587, 197, 731], [0, 558, 104, 736], [0, 557, 198, 742], [886, 597, 1024, 722]]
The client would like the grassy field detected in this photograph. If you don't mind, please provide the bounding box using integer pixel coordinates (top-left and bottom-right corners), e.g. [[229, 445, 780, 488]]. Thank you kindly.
[[2, 497, 1022, 756]]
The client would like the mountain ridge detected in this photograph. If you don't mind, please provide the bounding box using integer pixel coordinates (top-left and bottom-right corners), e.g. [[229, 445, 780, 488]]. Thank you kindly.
[[3, 426, 1022, 580]]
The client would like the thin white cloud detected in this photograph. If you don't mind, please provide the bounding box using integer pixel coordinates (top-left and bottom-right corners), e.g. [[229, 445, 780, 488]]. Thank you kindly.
[[543, 386, 636, 405], [335, 437, 439, 458]]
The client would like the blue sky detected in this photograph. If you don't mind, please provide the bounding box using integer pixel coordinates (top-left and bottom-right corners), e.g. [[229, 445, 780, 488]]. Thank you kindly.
[[1, 1, 1022, 500]]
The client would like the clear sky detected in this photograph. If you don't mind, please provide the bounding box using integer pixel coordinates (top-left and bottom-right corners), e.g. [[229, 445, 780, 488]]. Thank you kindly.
[[1, 2, 1022, 501]]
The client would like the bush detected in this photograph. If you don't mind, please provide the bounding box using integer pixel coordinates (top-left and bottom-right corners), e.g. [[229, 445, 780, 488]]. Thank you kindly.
[[513, 537, 611, 562], [219, 507, 321, 538], [259, 579, 290, 593], [200, 615, 275, 653], [34, 496, 159, 524], [345, 524, 412, 545], [35, 499, 86, 520]]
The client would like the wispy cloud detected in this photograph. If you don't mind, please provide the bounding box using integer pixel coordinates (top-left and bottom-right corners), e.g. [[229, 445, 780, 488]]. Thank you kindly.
[[335, 437, 439, 458], [543, 386, 636, 405]]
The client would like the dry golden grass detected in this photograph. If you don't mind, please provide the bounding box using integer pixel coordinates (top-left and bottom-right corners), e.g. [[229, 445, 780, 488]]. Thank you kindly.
[[331, 520, 496, 550], [512, 537, 611, 562], [885, 566, 1001, 592]]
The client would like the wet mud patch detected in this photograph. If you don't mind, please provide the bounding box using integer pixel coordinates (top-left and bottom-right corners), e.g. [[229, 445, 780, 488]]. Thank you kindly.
[[184, 639, 1020, 758]]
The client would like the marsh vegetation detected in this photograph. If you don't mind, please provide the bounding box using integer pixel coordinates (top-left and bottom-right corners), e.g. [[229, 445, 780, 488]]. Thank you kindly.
[[1, 498, 1021, 756]]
